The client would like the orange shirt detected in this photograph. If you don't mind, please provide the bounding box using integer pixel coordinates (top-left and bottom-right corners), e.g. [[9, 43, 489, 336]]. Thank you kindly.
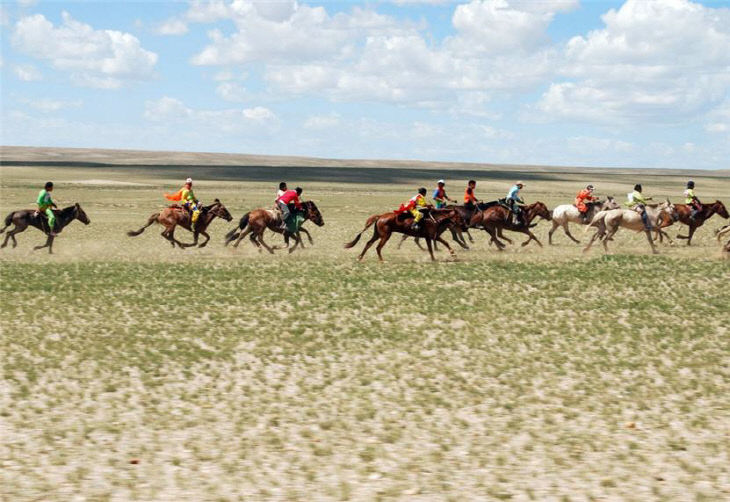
[[464, 187, 477, 203]]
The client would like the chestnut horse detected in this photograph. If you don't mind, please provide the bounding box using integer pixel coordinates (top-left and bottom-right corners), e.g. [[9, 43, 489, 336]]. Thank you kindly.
[[0, 203, 91, 254], [127, 199, 232, 248], [654, 200, 728, 245], [224, 201, 324, 253], [344, 208, 463, 261], [470, 201, 552, 250]]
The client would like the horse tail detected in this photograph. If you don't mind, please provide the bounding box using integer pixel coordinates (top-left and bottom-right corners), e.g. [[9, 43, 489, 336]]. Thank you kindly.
[[225, 212, 249, 245], [344, 214, 379, 248], [127, 212, 158, 237], [0, 211, 14, 234], [585, 211, 607, 232]]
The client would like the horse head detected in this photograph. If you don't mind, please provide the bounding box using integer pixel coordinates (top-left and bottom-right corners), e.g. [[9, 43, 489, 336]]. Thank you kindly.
[[661, 199, 679, 222], [210, 199, 233, 222], [304, 201, 325, 227], [531, 201, 552, 221], [713, 200, 729, 219], [604, 196, 620, 210], [74, 203, 91, 225]]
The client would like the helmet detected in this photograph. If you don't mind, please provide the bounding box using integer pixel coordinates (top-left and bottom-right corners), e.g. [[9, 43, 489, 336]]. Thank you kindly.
[[687, 180, 695, 188], [437, 179, 445, 185], [418, 187, 427, 195], [186, 177, 193, 184], [586, 184, 595, 191], [634, 184, 642, 192], [279, 182, 287, 190]]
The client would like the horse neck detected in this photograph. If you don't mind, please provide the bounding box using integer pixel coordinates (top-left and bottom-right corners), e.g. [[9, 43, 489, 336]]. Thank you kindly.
[[57, 206, 77, 227], [524, 203, 540, 223], [703, 203, 718, 217]]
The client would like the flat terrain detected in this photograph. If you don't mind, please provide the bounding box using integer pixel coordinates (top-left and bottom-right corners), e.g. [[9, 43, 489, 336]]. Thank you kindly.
[[1, 148, 729, 501]]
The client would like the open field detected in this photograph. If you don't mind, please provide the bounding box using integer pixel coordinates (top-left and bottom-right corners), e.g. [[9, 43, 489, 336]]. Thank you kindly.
[[1, 148, 729, 500]]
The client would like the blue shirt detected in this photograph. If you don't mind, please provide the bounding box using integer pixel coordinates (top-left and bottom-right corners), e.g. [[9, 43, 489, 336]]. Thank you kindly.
[[507, 185, 522, 201]]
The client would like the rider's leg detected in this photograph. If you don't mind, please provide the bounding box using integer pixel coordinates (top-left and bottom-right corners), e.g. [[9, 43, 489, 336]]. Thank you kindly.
[[45, 208, 57, 235], [638, 205, 651, 230], [410, 209, 423, 230], [191, 203, 201, 229], [279, 203, 290, 230]]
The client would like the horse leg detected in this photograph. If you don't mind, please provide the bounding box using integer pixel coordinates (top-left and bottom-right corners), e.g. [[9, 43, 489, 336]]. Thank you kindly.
[[563, 223, 580, 244], [288, 233, 302, 254], [2, 224, 26, 249], [521, 230, 543, 247], [257, 232, 276, 254], [300, 227, 314, 245], [485, 228, 505, 250], [435, 235, 456, 260], [645, 229, 659, 254], [498, 228, 513, 245], [198, 231, 211, 248], [414, 237, 426, 251], [466, 229, 475, 243], [452, 228, 469, 250], [180, 231, 199, 248], [33, 234, 53, 252], [233, 226, 252, 248], [375, 232, 392, 262], [583, 228, 603, 253], [548, 221, 558, 245], [686, 225, 697, 246], [169, 227, 187, 249], [397, 234, 408, 249], [425, 237, 436, 261], [358, 228, 381, 262]]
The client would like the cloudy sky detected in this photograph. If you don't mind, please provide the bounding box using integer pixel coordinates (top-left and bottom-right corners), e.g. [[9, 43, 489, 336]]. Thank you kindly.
[[1, 0, 729, 169]]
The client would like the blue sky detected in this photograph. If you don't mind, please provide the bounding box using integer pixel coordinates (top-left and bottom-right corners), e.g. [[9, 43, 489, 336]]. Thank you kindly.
[[1, 0, 729, 169]]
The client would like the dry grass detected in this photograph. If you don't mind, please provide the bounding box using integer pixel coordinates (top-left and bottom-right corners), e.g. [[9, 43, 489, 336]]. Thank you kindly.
[[1, 157, 729, 501]]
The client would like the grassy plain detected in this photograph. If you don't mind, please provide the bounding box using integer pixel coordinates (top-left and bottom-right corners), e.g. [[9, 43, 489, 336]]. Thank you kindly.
[[1, 148, 729, 500]]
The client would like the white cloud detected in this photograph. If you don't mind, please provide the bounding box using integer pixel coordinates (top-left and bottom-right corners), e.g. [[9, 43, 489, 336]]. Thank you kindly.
[[538, 0, 730, 123], [20, 97, 82, 113], [303, 113, 340, 130], [18, 0, 38, 7], [215, 82, 248, 102], [14, 63, 42, 81], [156, 18, 188, 35], [12, 12, 158, 88], [144, 97, 277, 129]]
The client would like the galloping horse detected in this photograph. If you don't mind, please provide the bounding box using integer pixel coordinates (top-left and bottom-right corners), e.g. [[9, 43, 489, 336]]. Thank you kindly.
[[396, 204, 473, 251], [549, 197, 620, 245], [0, 203, 91, 254], [344, 208, 463, 262], [584, 201, 678, 254], [654, 200, 728, 245], [224, 201, 324, 253], [470, 201, 552, 250], [127, 199, 232, 248]]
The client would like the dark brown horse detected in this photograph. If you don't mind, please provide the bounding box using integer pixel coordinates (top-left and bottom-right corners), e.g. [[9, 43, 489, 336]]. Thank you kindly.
[[0, 203, 91, 254], [655, 200, 728, 245], [224, 201, 324, 253], [127, 199, 232, 248], [470, 201, 552, 250], [397, 204, 481, 251], [344, 208, 463, 261]]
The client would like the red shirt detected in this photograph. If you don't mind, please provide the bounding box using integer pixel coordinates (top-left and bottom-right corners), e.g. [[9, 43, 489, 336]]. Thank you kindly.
[[277, 190, 302, 209]]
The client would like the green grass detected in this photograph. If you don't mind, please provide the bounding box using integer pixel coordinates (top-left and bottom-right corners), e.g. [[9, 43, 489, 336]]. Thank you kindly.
[[1, 161, 729, 500]]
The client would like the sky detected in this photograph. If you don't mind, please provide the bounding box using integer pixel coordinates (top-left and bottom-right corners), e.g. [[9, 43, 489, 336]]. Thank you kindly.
[[1, 0, 729, 169]]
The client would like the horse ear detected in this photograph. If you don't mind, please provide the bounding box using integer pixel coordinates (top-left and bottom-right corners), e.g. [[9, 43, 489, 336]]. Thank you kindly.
[[75, 202, 80, 208], [215, 198, 220, 203]]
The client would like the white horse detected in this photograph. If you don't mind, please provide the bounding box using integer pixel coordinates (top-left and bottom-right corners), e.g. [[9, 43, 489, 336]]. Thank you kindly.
[[583, 201, 678, 254], [548, 197, 620, 244]]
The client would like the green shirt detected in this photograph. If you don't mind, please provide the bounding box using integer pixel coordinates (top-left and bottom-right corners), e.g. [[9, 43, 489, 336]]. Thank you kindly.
[[625, 190, 647, 207], [684, 188, 695, 204], [37, 189, 53, 210], [181, 187, 195, 202]]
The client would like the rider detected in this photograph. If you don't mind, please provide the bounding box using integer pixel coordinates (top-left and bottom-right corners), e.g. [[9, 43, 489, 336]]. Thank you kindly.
[[464, 180, 478, 211], [277, 182, 287, 200], [407, 187, 430, 231], [625, 184, 653, 230], [684, 180, 702, 222], [432, 180, 454, 209], [575, 184, 597, 223], [36, 181, 58, 235], [506, 181, 525, 226], [181, 178, 202, 229], [277, 186, 303, 230]]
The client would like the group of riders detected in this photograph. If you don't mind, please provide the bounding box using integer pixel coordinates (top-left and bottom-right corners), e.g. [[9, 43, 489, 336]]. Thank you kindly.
[[396, 179, 704, 232], [32, 177, 703, 236]]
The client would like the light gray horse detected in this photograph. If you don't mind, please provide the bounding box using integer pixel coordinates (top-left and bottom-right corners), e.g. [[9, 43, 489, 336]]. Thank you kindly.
[[583, 200, 678, 254], [548, 197, 620, 244]]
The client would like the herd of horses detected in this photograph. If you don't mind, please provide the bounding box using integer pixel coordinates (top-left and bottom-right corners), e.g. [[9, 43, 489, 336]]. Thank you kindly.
[[1, 194, 728, 258]]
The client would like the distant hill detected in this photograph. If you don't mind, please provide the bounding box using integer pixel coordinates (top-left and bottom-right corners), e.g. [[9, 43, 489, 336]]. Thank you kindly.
[[1, 145, 728, 177]]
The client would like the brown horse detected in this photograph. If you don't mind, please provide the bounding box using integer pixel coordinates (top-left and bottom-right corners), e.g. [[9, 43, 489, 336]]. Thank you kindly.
[[0, 203, 91, 254], [127, 199, 232, 248], [224, 201, 324, 253], [655, 200, 728, 245], [470, 201, 552, 250], [344, 208, 463, 261]]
